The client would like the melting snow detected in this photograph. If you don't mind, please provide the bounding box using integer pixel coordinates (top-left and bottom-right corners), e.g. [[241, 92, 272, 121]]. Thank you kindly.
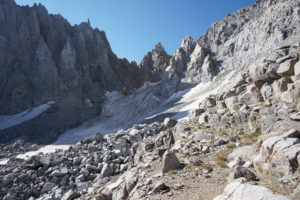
[[0, 145, 70, 165], [0, 71, 237, 165], [0, 101, 55, 131], [55, 70, 235, 145]]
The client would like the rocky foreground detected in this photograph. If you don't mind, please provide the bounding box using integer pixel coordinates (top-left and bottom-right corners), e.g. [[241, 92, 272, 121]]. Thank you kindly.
[[1, 44, 300, 200]]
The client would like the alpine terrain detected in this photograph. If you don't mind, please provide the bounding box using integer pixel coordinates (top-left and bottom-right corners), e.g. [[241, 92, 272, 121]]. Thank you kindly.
[[0, 0, 300, 199]]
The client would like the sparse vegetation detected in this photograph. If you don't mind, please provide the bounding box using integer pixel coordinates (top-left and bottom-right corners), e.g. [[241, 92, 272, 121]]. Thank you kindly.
[[179, 154, 188, 159], [167, 169, 178, 175], [257, 167, 263, 173], [187, 124, 198, 133], [266, 169, 285, 178], [217, 130, 229, 136], [242, 129, 262, 144], [216, 152, 229, 168], [185, 164, 192, 169], [226, 142, 236, 149], [197, 163, 213, 170]]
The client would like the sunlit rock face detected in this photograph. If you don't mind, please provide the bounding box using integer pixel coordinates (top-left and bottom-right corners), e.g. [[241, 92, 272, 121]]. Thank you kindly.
[[139, 42, 171, 83], [0, 0, 159, 144], [1, 0, 299, 115], [164, 0, 300, 89], [0, 0, 149, 115]]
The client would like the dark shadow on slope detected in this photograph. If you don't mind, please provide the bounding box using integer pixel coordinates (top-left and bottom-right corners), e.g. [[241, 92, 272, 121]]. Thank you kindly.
[[0, 94, 102, 145]]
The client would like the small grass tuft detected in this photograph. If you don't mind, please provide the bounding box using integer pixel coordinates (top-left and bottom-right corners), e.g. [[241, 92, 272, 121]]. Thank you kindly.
[[185, 164, 192, 169], [216, 152, 229, 168], [217, 160, 228, 168], [242, 129, 262, 144], [179, 154, 188, 159], [218, 130, 229, 136], [167, 169, 178, 175], [226, 142, 236, 149], [197, 163, 214, 170]]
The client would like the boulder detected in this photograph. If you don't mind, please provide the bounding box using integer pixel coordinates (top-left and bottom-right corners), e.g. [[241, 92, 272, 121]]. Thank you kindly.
[[277, 59, 297, 77], [205, 97, 217, 108], [227, 157, 245, 169], [189, 108, 205, 118], [281, 91, 295, 104], [214, 180, 292, 200], [51, 167, 68, 177], [101, 163, 114, 178], [24, 155, 51, 169], [152, 181, 170, 193], [198, 113, 209, 124], [162, 150, 181, 173], [290, 112, 300, 121], [294, 61, 300, 79], [101, 188, 113, 200], [41, 182, 56, 193], [249, 61, 279, 83], [125, 171, 138, 194], [272, 78, 292, 100], [61, 190, 80, 200], [233, 166, 257, 181], [238, 84, 263, 105], [164, 118, 178, 128], [192, 130, 214, 142], [260, 83, 273, 101], [224, 96, 240, 110], [214, 138, 228, 146]]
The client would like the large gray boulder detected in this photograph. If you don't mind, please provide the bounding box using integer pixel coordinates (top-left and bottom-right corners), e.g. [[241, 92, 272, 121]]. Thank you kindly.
[[162, 150, 181, 173], [277, 59, 297, 77], [213, 180, 292, 200], [101, 163, 114, 178]]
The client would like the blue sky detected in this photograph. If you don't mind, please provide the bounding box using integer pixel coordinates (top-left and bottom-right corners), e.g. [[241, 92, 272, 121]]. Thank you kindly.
[[15, 0, 257, 63]]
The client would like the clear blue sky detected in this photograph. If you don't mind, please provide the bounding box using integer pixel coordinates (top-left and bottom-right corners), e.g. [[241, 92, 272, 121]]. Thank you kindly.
[[15, 0, 257, 63]]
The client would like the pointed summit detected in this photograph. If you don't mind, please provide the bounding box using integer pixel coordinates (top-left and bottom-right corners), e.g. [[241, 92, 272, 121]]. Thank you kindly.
[[140, 42, 171, 82], [154, 42, 164, 51], [180, 36, 196, 55], [152, 42, 168, 56]]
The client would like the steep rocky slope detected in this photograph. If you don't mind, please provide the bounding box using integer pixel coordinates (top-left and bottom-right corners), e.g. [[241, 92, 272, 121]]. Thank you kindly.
[[0, 0, 172, 144], [1, 0, 299, 145], [1, 43, 300, 199], [0, 0, 146, 115], [0, 0, 300, 199]]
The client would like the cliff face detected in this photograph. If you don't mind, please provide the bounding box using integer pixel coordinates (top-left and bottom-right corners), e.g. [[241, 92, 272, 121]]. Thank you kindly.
[[197, 0, 300, 70], [164, 0, 300, 89], [0, 0, 147, 115], [139, 43, 171, 83]]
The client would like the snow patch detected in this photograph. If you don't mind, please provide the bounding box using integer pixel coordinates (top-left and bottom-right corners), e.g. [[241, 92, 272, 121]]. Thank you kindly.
[[0, 145, 70, 165], [0, 101, 55, 131]]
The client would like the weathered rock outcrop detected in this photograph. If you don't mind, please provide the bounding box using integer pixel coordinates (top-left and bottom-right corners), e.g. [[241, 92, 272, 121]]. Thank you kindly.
[[0, 0, 168, 144], [139, 43, 171, 83], [163, 0, 300, 91]]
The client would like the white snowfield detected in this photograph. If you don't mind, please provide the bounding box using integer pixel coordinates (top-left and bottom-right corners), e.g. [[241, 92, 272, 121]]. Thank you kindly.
[[0, 70, 235, 164], [55, 70, 234, 145], [0, 145, 70, 165], [0, 101, 55, 131]]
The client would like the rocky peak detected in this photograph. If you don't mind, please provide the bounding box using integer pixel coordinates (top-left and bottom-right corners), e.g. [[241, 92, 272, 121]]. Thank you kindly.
[[197, 0, 300, 70], [180, 36, 196, 55], [139, 42, 171, 82], [0, 0, 157, 143], [154, 42, 164, 51]]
